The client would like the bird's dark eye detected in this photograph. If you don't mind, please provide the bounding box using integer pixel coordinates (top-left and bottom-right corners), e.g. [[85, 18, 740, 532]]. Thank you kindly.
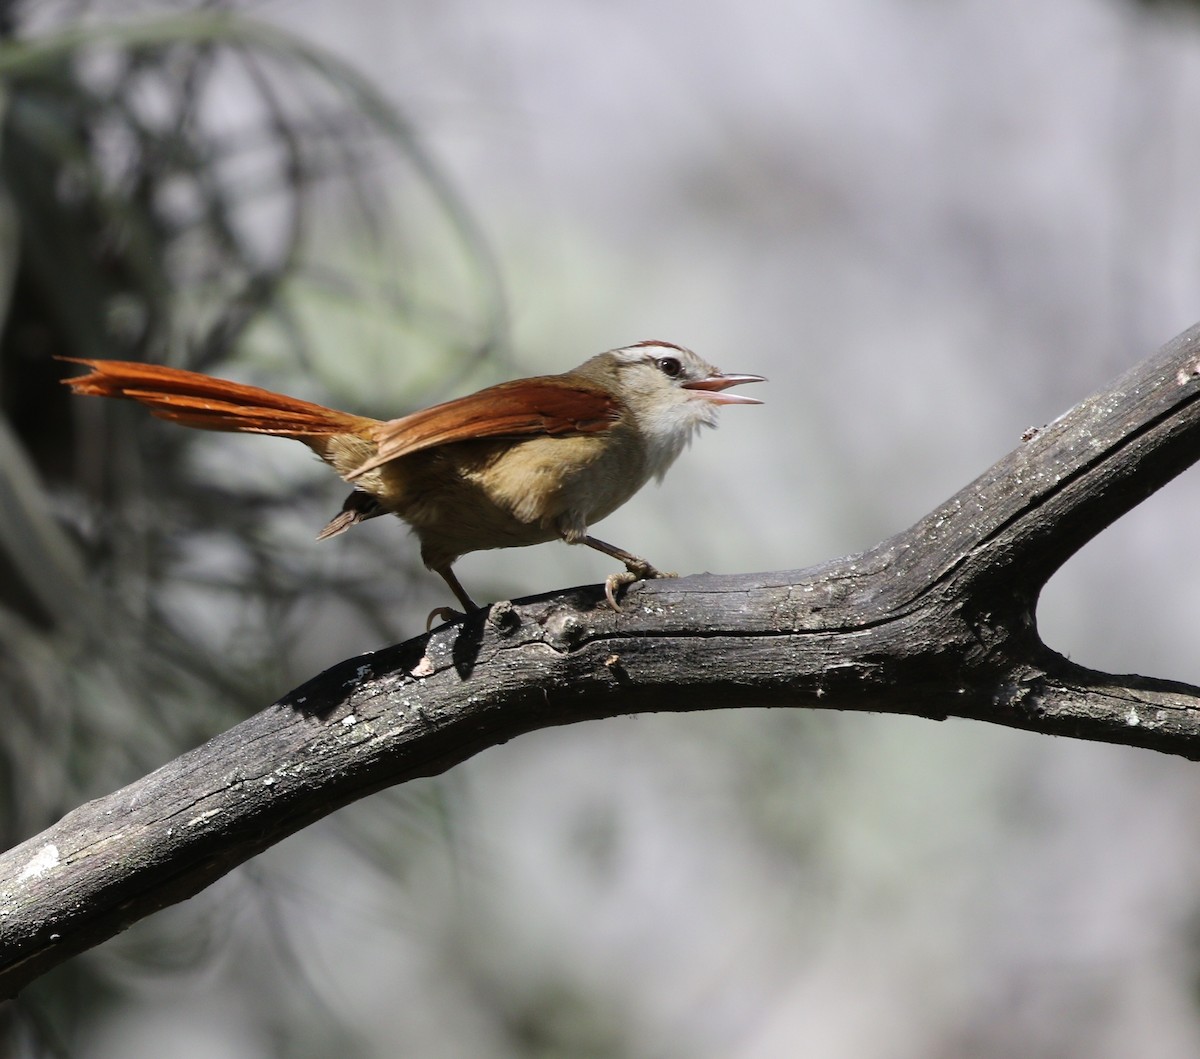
[[656, 356, 683, 378]]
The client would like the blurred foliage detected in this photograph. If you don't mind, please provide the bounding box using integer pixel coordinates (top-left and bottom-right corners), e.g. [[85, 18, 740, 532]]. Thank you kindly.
[[0, 0, 505, 1052]]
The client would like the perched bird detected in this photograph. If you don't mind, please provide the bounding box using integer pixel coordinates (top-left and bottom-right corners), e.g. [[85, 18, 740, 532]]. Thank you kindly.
[[61, 341, 764, 616]]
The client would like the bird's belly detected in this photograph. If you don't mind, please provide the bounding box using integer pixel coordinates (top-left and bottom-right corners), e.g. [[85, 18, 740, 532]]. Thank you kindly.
[[480, 434, 644, 529], [383, 435, 645, 568]]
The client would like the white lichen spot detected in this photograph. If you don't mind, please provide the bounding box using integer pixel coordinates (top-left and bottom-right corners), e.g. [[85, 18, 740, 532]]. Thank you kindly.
[[1127, 707, 1140, 727], [185, 807, 223, 828], [262, 776, 276, 786], [19, 843, 59, 881], [410, 656, 435, 678], [341, 714, 358, 727]]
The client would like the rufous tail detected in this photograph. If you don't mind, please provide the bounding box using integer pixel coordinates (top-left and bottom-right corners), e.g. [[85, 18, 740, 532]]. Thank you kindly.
[[59, 358, 378, 439]]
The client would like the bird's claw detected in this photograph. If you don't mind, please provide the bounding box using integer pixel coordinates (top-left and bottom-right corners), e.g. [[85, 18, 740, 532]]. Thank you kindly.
[[604, 561, 678, 611], [426, 606, 464, 631]]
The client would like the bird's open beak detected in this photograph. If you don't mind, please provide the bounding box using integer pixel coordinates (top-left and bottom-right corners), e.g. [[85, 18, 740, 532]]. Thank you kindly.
[[682, 373, 766, 405]]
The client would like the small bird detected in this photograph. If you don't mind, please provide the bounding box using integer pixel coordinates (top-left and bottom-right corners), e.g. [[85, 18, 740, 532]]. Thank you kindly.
[[61, 341, 764, 616]]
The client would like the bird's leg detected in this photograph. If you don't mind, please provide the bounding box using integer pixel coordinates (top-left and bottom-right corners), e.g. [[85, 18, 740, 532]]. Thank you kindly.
[[427, 565, 480, 630], [579, 535, 677, 610]]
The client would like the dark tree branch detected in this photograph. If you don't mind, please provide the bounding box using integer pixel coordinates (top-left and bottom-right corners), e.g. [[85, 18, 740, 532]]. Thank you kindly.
[[5, 324, 1200, 996]]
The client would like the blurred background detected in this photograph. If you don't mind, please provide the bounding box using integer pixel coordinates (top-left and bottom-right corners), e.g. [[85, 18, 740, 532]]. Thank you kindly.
[[5, 0, 1200, 1055]]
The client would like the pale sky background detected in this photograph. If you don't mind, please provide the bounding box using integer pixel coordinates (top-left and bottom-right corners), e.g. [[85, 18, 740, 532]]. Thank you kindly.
[[83, 1, 1200, 1056]]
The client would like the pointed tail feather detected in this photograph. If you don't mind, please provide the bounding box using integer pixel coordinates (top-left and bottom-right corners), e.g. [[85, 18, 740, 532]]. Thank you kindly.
[[59, 358, 378, 439], [316, 490, 388, 540]]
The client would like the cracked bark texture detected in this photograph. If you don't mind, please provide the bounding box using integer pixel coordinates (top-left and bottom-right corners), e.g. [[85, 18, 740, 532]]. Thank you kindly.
[[5, 322, 1200, 997]]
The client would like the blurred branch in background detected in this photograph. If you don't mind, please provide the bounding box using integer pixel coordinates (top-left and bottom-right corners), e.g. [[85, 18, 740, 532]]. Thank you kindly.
[[0, 0, 504, 1052]]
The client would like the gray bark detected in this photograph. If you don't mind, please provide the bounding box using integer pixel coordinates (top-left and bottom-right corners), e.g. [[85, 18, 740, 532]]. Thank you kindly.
[[5, 323, 1200, 997]]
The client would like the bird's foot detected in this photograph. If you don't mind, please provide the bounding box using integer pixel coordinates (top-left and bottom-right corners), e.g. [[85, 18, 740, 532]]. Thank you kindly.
[[426, 606, 465, 631], [604, 560, 678, 611]]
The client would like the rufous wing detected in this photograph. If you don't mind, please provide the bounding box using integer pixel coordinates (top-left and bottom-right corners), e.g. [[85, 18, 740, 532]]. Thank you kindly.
[[348, 376, 620, 480]]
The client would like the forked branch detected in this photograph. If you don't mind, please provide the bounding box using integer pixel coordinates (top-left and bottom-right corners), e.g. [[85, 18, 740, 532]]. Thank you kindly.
[[5, 323, 1200, 996]]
